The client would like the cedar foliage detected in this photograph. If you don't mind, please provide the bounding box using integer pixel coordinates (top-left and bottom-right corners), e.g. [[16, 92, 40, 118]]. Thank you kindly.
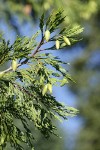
[[0, 9, 83, 150]]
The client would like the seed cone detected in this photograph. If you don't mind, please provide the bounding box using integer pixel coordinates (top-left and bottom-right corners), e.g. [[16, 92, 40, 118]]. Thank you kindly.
[[56, 40, 60, 49], [60, 78, 68, 86], [0, 72, 5, 78], [47, 84, 52, 94], [63, 36, 71, 45], [42, 84, 48, 96], [12, 59, 17, 71], [45, 30, 50, 42]]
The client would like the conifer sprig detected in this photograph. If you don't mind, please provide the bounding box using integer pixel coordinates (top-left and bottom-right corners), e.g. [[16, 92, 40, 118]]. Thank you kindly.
[[0, 9, 83, 150]]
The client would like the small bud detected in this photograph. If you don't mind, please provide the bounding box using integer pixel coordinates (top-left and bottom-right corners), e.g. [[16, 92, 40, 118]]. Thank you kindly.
[[56, 40, 60, 49], [60, 42, 66, 48], [60, 78, 68, 87], [45, 30, 50, 42], [47, 84, 52, 94], [63, 36, 71, 45], [0, 72, 5, 78], [0, 135, 5, 145], [59, 68, 66, 74], [12, 59, 17, 71], [42, 84, 48, 96]]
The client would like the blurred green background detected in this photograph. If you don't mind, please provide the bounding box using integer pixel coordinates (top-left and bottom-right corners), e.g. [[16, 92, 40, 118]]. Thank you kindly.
[[0, 0, 100, 150]]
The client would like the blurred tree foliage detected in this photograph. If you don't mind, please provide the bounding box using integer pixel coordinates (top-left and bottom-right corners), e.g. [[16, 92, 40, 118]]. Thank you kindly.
[[69, 1, 100, 150], [0, 0, 100, 34], [54, 1, 99, 150]]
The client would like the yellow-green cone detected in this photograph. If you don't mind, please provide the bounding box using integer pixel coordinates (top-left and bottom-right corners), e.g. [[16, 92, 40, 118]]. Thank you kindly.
[[60, 78, 68, 86], [61, 42, 66, 47], [0, 135, 5, 145], [12, 59, 17, 71], [56, 40, 60, 49], [47, 83, 52, 94], [45, 30, 50, 42], [0, 72, 5, 78], [42, 84, 48, 96], [63, 36, 71, 45]]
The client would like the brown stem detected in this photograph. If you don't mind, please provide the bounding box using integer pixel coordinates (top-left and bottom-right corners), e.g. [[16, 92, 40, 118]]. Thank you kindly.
[[31, 36, 44, 57], [19, 36, 44, 66]]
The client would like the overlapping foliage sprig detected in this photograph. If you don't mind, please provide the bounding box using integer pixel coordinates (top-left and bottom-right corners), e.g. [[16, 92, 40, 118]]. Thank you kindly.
[[0, 9, 83, 150]]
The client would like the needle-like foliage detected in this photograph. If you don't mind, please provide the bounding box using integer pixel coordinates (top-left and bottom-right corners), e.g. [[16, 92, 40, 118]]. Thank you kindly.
[[0, 9, 83, 150]]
